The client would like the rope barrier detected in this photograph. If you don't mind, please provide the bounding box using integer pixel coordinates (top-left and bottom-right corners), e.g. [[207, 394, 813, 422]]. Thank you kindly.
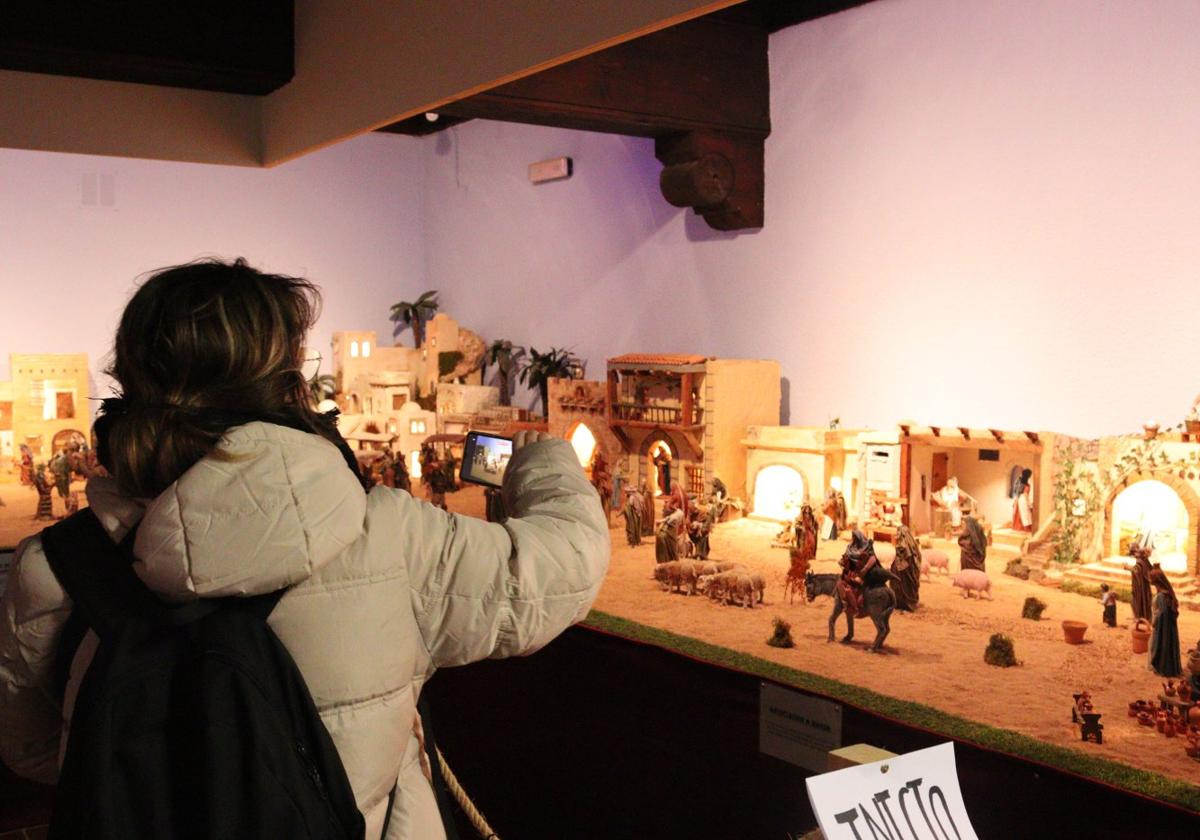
[[436, 747, 501, 840]]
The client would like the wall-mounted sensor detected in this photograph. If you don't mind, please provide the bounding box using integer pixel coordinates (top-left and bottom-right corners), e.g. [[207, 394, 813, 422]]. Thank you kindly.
[[528, 156, 573, 184]]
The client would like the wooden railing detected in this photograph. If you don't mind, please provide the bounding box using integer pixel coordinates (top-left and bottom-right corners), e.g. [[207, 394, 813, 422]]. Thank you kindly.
[[611, 402, 702, 426]]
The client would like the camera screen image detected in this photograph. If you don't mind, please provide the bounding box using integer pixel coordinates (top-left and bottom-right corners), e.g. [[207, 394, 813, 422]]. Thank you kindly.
[[467, 434, 513, 486]]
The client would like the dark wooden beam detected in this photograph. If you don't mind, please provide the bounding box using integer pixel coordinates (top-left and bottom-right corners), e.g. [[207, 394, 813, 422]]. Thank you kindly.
[[0, 2, 293, 95], [383, 13, 770, 230], [377, 112, 471, 137]]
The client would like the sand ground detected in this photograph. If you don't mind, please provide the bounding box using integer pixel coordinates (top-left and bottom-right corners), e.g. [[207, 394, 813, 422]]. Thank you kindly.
[[441, 484, 1200, 792], [0, 478, 86, 549]]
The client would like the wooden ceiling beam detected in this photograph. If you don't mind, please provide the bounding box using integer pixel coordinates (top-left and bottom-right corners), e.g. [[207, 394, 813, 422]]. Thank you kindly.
[[384, 13, 769, 230]]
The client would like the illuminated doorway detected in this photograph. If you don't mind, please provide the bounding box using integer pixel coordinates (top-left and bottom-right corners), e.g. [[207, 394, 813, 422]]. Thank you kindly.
[[568, 422, 598, 468], [1111, 480, 1188, 573], [641, 433, 679, 497], [752, 465, 805, 521]]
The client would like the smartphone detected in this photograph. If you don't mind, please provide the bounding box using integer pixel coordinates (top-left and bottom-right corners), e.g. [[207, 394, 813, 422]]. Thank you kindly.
[[459, 431, 514, 489]]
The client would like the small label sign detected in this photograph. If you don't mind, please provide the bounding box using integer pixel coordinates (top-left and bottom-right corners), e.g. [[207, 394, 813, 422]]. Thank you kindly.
[[806, 742, 980, 840], [759, 682, 842, 772]]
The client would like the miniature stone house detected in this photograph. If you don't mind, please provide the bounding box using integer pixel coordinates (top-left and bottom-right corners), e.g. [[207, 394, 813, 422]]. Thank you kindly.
[[742, 425, 864, 522], [547, 378, 622, 469], [0, 353, 91, 466], [603, 354, 780, 502]]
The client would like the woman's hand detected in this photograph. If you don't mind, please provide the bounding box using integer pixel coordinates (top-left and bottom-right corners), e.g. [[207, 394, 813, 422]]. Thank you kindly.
[[512, 430, 552, 452]]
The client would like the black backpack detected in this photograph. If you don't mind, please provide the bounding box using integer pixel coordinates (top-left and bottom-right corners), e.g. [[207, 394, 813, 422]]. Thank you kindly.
[[41, 508, 366, 840]]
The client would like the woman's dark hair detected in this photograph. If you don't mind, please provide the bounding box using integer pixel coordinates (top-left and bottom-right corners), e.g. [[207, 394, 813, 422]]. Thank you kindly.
[[103, 258, 335, 498]]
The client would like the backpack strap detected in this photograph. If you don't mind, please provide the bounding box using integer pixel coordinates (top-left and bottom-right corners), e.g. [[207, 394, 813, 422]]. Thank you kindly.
[[41, 509, 155, 642]]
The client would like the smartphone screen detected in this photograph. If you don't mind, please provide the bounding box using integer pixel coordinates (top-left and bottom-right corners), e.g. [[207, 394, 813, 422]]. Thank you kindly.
[[459, 431, 514, 489]]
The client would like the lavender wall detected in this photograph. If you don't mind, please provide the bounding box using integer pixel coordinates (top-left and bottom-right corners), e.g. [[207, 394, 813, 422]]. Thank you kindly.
[[0, 133, 425, 407], [4, 0, 1199, 439], [422, 0, 1200, 438]]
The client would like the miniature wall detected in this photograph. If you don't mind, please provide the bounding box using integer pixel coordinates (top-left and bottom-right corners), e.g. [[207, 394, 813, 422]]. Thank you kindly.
[[0, 133, 425, 410], [546, 378, 621, 470], [419, 0, 1200, 440]]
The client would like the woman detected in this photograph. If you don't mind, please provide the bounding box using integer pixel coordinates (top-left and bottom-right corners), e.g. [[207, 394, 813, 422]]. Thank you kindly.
[[890, 525, 922, 611], [0, 259, 610, 840], [619, 486, 643, 547], [958, 516, 988, 572], [1128, 541, 1154, 622], [1010, 468, 1033, 532], [1148, 567, 1182, 677], [793, 502, 819, 564]]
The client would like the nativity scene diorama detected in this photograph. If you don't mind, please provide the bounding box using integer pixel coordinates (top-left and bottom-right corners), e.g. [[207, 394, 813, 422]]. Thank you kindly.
[[3, 298, 1199, 803]]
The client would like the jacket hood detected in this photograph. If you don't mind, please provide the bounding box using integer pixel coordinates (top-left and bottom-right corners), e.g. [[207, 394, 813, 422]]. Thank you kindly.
[[111, 422, 366, 601]]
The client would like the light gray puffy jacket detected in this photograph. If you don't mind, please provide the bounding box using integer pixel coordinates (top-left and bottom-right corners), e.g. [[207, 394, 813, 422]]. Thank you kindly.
[[0, 422, 610, 839]]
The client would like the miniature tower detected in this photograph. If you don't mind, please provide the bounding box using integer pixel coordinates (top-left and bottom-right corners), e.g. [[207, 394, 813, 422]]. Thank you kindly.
[[330, 330, 378, 390]]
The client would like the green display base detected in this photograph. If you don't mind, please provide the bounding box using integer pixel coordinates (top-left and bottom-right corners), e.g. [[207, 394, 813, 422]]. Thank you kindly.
[[582, 609, 1200, 813]]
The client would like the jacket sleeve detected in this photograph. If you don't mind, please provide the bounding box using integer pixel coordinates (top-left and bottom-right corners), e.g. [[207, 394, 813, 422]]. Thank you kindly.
[[0, 535, 69, 783], [387, 438, 610, 669]]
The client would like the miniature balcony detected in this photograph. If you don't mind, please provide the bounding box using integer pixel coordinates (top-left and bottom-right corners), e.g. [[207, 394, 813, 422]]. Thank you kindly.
[[610, 401, 703, 428]]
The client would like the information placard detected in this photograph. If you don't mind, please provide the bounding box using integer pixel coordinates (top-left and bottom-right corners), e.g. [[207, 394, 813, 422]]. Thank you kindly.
[[758, 682, 842, 772], [805, 742, 979, 840]]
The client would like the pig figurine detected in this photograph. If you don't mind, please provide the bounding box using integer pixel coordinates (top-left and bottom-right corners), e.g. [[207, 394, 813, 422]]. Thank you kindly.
[[953, 568, 992, 599], [920, 549, 950, 579]]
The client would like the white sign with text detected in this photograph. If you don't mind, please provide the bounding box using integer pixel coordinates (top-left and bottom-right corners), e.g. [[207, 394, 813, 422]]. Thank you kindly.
[[759, 682, 842, 772], [805, 742, 979, 840]]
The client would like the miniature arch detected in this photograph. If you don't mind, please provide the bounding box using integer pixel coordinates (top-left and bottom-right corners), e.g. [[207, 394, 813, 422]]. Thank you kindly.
[[566, 419, 603, 468], [52, 429, 86, 452], [640, 429, 680, 497], [1103, 469, 1200, 576], [749, 461, 808, 521]]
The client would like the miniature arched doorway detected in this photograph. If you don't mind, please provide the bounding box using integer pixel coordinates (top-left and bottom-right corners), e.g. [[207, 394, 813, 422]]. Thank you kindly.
[[52, 429, 86, 453], [1107, 477, 1196, 574], [752, 464, 805, 522], [566, 421, 599, 468], [641, 431, 679, 497]]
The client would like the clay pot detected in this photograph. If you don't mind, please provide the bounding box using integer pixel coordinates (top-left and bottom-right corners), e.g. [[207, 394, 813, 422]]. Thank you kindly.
[[1156, 714, 1168, 733], [1132, 619, 1153, 654], [1180, 683, 1193, 702], [1128, 701, 1142, 717], [1138, 711, 1154, 726], [1187, 648, 1200, 676], [1164, 680, 1177, 697], [1062, 620, 1088, 645]]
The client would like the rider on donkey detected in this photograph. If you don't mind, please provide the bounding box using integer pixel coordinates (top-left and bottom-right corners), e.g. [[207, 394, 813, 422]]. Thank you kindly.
[[837, 531, 895, 617]]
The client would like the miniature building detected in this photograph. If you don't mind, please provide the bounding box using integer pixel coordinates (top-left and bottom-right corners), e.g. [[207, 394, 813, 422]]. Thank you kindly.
[[898, 423, 1053, 547], [0, 353, 90, 466], [603, 354, 780, 500], [337, 402, 436, 479], [0, 380, 12, 467], [742, 425, 864, 522], [330, 314, 485, 417]]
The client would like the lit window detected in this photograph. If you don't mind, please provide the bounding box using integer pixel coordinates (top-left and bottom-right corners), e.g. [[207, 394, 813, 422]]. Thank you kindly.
[[363, 341, 371, 358], [410, 419, 427, 434], [350, 340, 360, 358]]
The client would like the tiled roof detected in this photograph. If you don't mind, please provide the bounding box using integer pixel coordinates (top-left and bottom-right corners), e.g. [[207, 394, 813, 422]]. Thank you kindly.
[[607, 353, 709, 367]]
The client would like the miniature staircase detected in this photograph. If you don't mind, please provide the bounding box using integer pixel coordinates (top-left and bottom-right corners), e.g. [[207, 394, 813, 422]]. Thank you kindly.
[[1062, 558, 1200, 611], [991, 528, 1030, 553]]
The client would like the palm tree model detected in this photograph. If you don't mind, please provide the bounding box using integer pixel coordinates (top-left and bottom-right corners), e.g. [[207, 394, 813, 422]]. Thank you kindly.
[[484, 339, 526, 407], [389, 290, 439, 347], [309, 373, 337, 406], [518, 347, 580, 418]]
